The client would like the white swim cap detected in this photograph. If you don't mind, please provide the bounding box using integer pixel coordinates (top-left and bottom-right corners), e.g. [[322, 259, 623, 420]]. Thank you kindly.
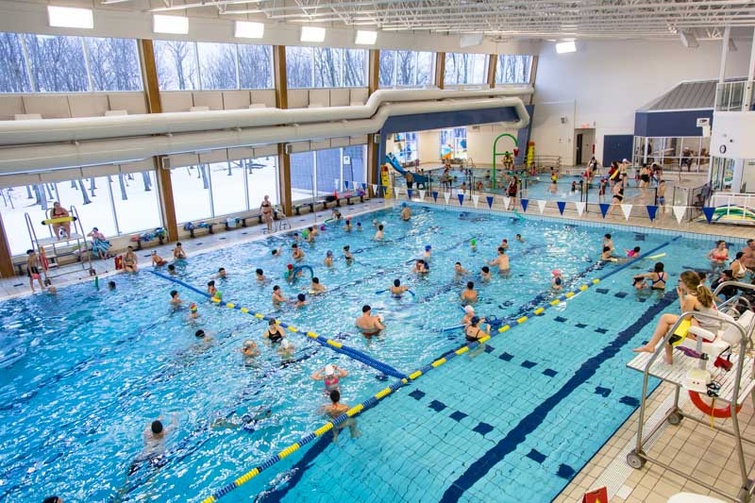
[[464, 305, 475, 314], [282, 339, 292, 349], [324, 364, 335, 376]]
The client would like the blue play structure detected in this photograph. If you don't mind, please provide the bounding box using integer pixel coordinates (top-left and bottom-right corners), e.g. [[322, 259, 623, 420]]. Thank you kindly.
[[385, 153, 429, 188]]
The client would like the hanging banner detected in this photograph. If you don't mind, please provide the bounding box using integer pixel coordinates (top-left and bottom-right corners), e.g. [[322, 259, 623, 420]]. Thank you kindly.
[[472, 194, 479, 208], [486, 195, 494, 208], [599, 203, 611, 218], [457, 193, 465, 206], [419, 190, 426, 200], [556, 201, 566, 215], [621, 204, 632, 220], [521, 199, 529, 212], [702, 207, 716, 223], [537, 200, 547, 214], [334, 178, 339, 191], [443, 192, 451, 204], [646, 205, 658, 222], [432, 191, 439, 202], [575, 201, 586, 216], [672, 205, 686, 224], [372, 184, 378, 195]]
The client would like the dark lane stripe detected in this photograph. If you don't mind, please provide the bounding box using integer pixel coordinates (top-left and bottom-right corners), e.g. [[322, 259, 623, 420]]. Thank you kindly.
[[439, 291, 675, 502]]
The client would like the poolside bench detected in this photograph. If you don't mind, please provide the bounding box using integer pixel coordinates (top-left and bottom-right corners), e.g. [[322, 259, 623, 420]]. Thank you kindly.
[[130, 228, 167, 250], [294, 200, 328, 215], [183, 221, 215, 239], [225, 213, 265, 230], [335, 191, 366, 206]]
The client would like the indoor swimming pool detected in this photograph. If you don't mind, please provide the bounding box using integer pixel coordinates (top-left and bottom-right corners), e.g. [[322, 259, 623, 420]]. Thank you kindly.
[[0, 204, 736, 502]]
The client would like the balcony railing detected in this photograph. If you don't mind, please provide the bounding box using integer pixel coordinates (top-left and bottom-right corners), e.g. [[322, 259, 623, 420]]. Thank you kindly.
[[715, 80, 755, 112]]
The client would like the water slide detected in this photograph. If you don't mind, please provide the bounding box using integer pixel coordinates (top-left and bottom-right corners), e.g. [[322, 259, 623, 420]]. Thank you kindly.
[[385, 153, 429, 188], [0, 87, 531, 172]]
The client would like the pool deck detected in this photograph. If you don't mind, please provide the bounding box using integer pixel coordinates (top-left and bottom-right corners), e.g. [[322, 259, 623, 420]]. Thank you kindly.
[[2, 184, 754, 503]]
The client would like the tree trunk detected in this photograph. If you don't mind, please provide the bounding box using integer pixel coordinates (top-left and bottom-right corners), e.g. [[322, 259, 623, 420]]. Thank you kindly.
[[142, 172, 152, 191], [200, 164, 209, 189], [78, 179, 92, 204], [26, 185, 33, 199], [118, 174, 128, 200], [89, 177, 96, 197]]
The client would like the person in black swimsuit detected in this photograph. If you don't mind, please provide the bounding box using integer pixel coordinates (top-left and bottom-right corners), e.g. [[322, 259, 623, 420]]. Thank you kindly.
[[260, 195, 274, 232], [263, 319, 285, 344]]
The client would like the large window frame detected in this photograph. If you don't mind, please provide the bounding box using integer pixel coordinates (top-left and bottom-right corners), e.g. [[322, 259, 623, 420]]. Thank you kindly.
[[286, 46, 367, 89], [379, 50, 435, 88]]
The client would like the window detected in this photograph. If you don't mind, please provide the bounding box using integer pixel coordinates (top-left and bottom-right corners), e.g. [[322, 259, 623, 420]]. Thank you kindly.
[[287, 46, 367, 88], [392, 133, 418, 164], [171, 165, 212, 222], [290, 146, 367, 203], [379, 50, 435, 88], [238, 44, 273, 89], [244, 156, 279, 209], [111, 171, 161, 234], [440, 128, 467, 160], [154, 40, 199, 91], [85, 37, 141, 91], [198, 42, 238, 90], [0, 33, 32, 92], [444, 53, 487, 86], [495, 55, 532, 84], [209, 161, 246, 217], [24, 34, 90, 92]]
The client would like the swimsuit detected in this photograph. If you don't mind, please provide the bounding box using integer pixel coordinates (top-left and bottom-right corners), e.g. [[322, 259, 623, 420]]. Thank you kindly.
[[651, 272, 667, 289], [324, 376, 339, 390], [27, 266, 39, 278], [267, 329, 283, 343], [465, 326, 484, 343]]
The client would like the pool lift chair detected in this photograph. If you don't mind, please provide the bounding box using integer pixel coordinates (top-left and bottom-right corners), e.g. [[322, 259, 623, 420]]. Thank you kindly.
[[626, 281, 755, 503], [24, 205, 94, 285]]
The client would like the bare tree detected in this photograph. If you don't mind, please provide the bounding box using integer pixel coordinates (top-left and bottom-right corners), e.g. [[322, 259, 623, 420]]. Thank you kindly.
[[86, 38, 141, 91], [0, 33, 31, 92], [343, 49, 366, 87], [198, 42, 237, 90], [155, 40, 198, 90], [238, 44, 273, 88], [379, 50, 395, 87], [286, 46, 313, 88], [24, 34, 89, 92]]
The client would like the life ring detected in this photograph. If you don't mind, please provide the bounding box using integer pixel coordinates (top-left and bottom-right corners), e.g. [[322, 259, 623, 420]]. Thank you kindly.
[[688, 390, 743, 418]]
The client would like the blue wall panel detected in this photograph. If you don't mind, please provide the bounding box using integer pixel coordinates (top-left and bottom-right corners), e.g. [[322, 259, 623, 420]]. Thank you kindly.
[[634, 109, 713, 137], [603, 134, 634, 167]]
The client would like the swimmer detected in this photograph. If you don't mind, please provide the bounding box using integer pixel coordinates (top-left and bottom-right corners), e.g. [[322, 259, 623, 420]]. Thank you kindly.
[[47, 286, 57, 295], [272, 285, 286, 308], [356, 222, 363, 231], [488, 247, 510, 274], [390, 279, 409, 297], [295, 293, 307, 308], [167, 264, 177, 276], [240, 339, 260, 358], [292, 243, 305, 261], [255, 268, 267, 283], [344, 219, 353, 232], [212, 407, 271, 431], [169, 290, 182, 307], [108, 280, 116, 291], [284, 263, 297, 284], [464, 316, 489, 356], [374, 224, 384, 241], [470, 238, 478, 252], [632, 262, 667, 291], [343, 245, 354, 262], [600, 246, 618, 262], [271, 246, 283, 258], [173, 242, 187, 260], [263, 318, 285, 344], [324, 251, 333, 267], [454, 262, 468, 277], [310, 277, 326, 294], [217, 267, 227, 279], [413, 259, 429, 275], [423, 245, 432, 261], [331, 208, 342, 221], [277, 338, 295, 359], [43, 497, 63, 503], [194, 329, 213, 342], [515, 234, 524, 243], [480, 266, 492, 282], [461, 305, 485, 326], [356, 305, 384, 337], [625, 246, 641, 259], [401, 203, 411, 221], [551, 270, 563, 291], [135, 413, 178, 469], [207, 280, 218, 298], [151, 250, 168, 267], [304, 227, 314, 243], [602, 234, 615, 254], [188, 303, 199, 320], [500, 239, 509, 251], [311, 225, 320, 237], [321, 389, 361, 444], [461, 281, 478, 304], [311, 364, 348, 391]]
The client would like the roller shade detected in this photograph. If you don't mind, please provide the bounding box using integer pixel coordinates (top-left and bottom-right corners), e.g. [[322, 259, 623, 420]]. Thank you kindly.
[[0, 160, 154, 189]]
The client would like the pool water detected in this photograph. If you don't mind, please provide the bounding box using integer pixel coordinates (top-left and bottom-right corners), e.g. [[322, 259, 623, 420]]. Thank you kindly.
[[0, 205, 733, 502]]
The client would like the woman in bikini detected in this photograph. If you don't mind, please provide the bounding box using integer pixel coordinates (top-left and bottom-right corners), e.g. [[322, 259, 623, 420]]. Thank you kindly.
[[260, 195, 274, 233], [707, 240, 729, 272], [50, 202, 71, 240]]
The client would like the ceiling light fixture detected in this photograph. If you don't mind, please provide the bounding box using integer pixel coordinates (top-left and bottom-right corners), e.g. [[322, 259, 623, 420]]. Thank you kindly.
[[48, 6, 94, 29], [235, 21, 265, 39], [300, 26, 326, 43], [355, 30, 378, 45], [153, 14, 189, 35], [555, 40, 576, 54]]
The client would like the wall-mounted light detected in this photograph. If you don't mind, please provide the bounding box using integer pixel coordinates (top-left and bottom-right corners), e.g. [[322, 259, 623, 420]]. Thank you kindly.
[[235, 21, 264, 39], [555, 40, 576, 54], [300, 26, 326, 43], [48, 6, 94, 29], [355, 30, 378, 45], [153, 14, 189, 35]]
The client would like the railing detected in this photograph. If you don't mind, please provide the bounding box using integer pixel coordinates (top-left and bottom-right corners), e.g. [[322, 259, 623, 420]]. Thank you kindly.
[[715, 80, 755, 112], [672, 183, 710, 222]]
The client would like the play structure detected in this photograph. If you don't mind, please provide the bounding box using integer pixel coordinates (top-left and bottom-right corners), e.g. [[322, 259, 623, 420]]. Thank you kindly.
[[385, 153, 429, 189], [491, 133, 520, 189]]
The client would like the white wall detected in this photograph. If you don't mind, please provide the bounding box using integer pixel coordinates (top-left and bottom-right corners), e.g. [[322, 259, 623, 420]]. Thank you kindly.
[[467, 124, 522, 165], [533, 38, 752, 165], [712, 111, 755, 159], [418, 130, 440, 163]]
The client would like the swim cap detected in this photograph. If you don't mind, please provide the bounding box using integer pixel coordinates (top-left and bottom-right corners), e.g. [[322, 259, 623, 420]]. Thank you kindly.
[[425, 245, 432, 251], [327, 250, 333, 256], [215, 291, 222, 300], [402, 202, 407, 207], [320, 225, 325, 231], [324, 364, 335, 376], [243, 339, 254, 348], [470, 316, 480, 325], [287, 264, 294, 270], [190, 303, 197, 312], [471, 239, 477, 245], [195, 329, 205, 338], [552, 270, 561, 276], [464, 305, 475, 314]]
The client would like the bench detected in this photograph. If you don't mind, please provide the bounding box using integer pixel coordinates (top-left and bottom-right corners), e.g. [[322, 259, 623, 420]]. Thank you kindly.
[[130, 228, 167, 251], [183, 221, 215, 239], [294, 200, 328, 215], [335, 191, 366, 207]]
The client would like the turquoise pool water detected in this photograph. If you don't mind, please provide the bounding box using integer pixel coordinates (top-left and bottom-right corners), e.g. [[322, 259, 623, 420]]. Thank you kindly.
[[0, 205, 734, 502]]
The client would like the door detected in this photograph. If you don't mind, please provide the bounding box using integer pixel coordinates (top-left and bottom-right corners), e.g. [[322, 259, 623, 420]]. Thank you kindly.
[[575, 133, 584, 165]]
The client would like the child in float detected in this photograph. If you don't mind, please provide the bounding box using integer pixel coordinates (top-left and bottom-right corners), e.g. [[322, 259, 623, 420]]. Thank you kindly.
[[188, 303, 199, 320], [151, 250, 168, 267], [26, 249, 45, 293]]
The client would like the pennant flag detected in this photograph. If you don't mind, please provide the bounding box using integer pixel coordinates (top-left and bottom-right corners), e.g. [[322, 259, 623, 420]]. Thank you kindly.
[[372, 184, 378, 195], [556, 201, 566, 215], [702, 207, 716, 223], [521, 199, 529, 212], [537, 200, 547, 214], [503, 197, 511, 210], [407, 189, 413, 199], [575, 201, 586, 216], [457, 193, 465, 206], [646, 205, 658, 222], [344, 180, 350, 189], [472, 194, 479, 208], [672, 205, 686, 224], [621, 204, 632, 220], [443, 192, 451, 204], [361, 182, 367, 191], [599, 203, 611, 218], [432, 191, 439, 202], [419, 190, 426, 200], [486, 195, 494, 208]]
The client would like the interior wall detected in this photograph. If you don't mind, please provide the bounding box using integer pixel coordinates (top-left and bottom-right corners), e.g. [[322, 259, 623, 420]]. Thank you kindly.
[[418, 130, 440, 163], [532, 38, 752, 166], [467, 124, 523, 165]]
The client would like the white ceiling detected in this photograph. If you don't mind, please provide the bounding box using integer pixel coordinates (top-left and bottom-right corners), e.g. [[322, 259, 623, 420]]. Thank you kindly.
[[100, 0, 755, 41]]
